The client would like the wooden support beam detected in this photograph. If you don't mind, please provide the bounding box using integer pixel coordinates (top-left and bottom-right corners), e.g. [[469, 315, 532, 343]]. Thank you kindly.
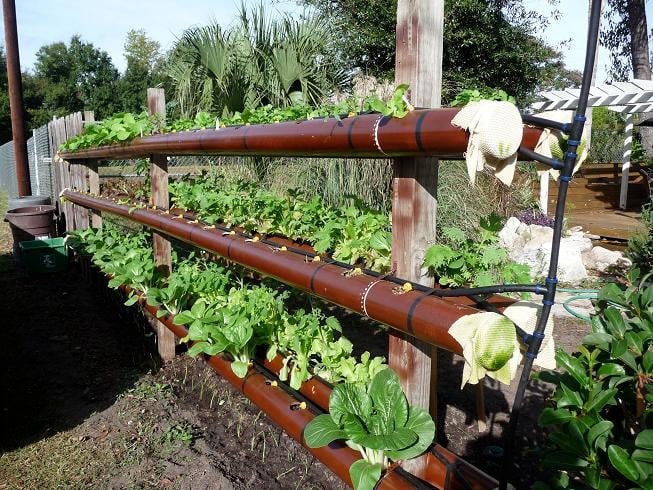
[[147, 88, 175, 361], [391, 0, 443, 477]]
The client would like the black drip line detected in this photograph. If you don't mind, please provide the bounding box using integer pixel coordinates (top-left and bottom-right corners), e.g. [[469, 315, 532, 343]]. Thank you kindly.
[[138, 202, 547, 347]]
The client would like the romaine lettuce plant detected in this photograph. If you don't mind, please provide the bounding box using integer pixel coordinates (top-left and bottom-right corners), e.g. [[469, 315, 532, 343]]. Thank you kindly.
[[175, 286, 286, 378], [305, 369, 435, 490]]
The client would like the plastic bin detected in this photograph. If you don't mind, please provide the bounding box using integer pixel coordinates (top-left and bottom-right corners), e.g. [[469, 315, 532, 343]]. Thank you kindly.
[[18, 237, 68, 274]]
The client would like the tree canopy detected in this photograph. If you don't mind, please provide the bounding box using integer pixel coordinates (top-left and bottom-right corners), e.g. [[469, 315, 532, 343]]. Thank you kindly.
[[300, 0, 580, 104], [118, 29, 165, 113], [33, 35, 119, 122]]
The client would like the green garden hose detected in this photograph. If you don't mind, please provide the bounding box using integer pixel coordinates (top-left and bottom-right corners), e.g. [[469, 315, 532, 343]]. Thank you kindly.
[[561, 293, 597, 321]]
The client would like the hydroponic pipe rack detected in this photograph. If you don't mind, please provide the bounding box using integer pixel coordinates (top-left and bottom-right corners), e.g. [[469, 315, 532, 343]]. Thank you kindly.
[[58, 108, 543, 160], [106, 275, 497, 490], [63, 189, 512, 356]]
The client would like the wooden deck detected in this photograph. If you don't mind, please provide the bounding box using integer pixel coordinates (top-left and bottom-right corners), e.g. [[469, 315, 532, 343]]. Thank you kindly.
[[568, 210, 645, 241], [539, 162, 650, 241]]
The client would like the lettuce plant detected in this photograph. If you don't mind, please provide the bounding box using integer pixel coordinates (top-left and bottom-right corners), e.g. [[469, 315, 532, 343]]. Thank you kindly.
[[305, 369, 435, 490], [175, 286, 286, 378]]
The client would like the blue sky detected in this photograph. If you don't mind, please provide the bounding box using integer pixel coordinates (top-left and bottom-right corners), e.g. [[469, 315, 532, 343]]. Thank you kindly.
[[0, 1, 651, 83], [0, 0, 300, 73]]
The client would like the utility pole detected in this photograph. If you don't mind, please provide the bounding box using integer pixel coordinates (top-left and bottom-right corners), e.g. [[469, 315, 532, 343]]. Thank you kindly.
[[2, 0, 30, 196]]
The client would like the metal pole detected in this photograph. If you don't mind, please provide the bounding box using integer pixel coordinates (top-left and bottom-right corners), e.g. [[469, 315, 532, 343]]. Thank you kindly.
[[2, 0, 30, 197], [32, 128, 40, 195]]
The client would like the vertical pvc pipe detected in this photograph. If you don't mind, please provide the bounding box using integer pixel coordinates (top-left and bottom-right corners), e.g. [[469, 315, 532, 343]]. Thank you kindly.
[[2, 0, 30, 196], [620, 113, 633, 210]]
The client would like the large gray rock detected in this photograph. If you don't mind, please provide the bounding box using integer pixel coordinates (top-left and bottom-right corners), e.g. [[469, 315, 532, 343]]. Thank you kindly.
[[584, 246, 632, 272], [499, 218, 589, 284]]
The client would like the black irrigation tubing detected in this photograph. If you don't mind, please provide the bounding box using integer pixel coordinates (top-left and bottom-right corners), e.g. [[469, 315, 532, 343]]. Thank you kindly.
[[520, 114, 571, 134], [498, 0, 603, 488], [136, 201, 548, 340], [147, 203, 548, 299]]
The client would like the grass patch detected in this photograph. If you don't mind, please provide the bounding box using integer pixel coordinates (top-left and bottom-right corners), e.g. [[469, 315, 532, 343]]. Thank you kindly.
[[0, 427, 120, 489]]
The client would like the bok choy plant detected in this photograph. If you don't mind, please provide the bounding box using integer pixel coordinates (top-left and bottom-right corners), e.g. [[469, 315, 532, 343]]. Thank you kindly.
[[305, 369, 435, 490]]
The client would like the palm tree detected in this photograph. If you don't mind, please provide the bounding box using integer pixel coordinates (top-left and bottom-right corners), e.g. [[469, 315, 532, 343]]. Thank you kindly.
[[166, 3, 346, 118]]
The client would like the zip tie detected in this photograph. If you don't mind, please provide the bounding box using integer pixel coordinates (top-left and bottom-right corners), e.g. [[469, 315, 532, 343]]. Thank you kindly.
[[545, 277, 558, 284], [372, 114, 389, 155], [361, 280, 382, 317], [565, 151, 577, 159], [525, 351, 538, 360], [560, 176, 572, 182], [543, 299, 554, 306], [574, 115, 587, 122], [532, 332, 545, 341], [567, 139, 581, 146]]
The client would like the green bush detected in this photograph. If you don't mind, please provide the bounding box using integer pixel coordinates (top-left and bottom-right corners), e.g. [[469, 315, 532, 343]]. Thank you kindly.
[[627, 199, 653, 272], [535, 268, 653, 489]]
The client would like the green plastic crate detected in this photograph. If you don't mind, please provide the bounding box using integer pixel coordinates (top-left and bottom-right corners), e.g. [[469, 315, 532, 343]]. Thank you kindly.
[[19, 237, 68, 274]]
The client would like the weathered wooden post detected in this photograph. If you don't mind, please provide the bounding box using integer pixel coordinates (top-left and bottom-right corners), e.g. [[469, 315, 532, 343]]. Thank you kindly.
[[148, 88, 175, 361], [390, 0, 443, 476]]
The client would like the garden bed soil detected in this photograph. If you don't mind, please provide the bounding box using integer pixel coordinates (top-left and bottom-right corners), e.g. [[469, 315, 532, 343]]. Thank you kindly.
[[0, 209, 590, 489]]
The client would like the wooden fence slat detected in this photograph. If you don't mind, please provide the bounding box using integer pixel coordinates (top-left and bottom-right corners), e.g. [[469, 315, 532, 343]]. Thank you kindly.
[[88, 159, 101, 228]]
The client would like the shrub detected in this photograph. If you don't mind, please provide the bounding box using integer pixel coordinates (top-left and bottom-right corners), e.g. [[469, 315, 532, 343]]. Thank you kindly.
[[516, 209, 555, 228], [535, 268, 653, 489], [627, 199, 653, 272]]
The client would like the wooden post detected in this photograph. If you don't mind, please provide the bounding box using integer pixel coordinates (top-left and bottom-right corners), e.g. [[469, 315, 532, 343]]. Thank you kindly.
[[148, 88, 175, 361], [391, 0, 443, 477]]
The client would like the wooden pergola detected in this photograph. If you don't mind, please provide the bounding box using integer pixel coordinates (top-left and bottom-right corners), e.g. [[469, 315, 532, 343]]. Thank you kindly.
[[532, 78, 653, 211]]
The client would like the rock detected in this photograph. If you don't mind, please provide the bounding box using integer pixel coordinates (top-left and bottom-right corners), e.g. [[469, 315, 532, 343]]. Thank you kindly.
[[498, 216, 522, 248], [564, 233, 593, 253], [499, 217, 588, 284], [585, 246, 632, 272]]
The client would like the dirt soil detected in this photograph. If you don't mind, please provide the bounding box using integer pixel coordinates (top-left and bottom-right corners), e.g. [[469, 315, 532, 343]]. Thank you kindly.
[[0, 206, 343, 489], [0, 195, 592, 489]]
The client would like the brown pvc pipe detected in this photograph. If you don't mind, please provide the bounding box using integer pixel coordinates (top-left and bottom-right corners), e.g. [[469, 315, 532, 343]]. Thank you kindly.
[[3, 0, 30, 196], [115, 275, 496, 489], [59, 108, 543, 161], [63, 190, 508, 356]]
